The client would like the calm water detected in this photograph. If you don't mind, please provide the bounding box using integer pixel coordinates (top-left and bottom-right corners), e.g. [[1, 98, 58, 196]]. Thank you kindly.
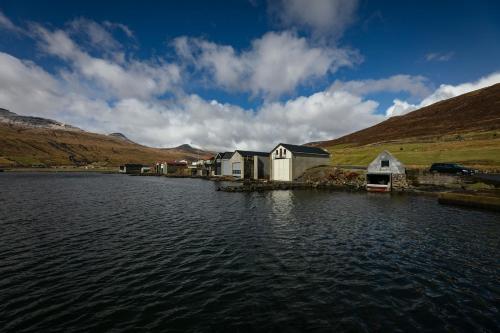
[[0, 173, 499, 332]]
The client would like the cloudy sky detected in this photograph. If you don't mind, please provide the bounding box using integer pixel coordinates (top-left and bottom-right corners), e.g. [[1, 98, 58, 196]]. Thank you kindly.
[[0, 0, 499, 151]]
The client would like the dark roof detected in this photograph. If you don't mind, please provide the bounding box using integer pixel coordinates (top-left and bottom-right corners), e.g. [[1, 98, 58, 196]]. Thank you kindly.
[[273, 143, 330, 156], [236, 150, 269, 157], [221, 151, 234, 159]]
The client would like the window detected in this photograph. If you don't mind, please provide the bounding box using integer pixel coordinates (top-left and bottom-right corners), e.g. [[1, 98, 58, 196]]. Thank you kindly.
[[276, 150, 279, 156], [381, 160, 389, 167], [233, 170, 241, 175], [283, 149, 287, 155]]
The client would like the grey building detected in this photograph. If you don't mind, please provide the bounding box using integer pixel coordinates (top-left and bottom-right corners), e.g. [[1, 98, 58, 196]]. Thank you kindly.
[[228, 150, 270, 179], [366, 150, 406, 192], [213, 153, 224, 176], [270, 143, 330, 181], [119, 163, 143, 174], [221, 152, 234, 176]]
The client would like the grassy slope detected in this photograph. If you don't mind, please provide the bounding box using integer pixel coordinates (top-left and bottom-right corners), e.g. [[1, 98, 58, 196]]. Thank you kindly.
[[0, 124, 211, 167], [314, 84, 500, 170], [327, 131, 500, 170]]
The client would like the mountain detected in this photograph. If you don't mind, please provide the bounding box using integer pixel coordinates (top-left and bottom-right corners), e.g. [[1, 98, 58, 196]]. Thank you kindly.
[[310, 84, 500, 169], [108, 132, 136, 144], [166, 144, 211, 156], [312, 83, 500, 147], [0, 108, 81, 131], [0, 109, 213, 167]]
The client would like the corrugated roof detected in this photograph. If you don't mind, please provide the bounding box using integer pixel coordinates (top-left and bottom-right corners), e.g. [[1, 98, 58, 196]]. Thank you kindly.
[[221, 151, 234, 159], [273, 143, 330, 156], [236, 150, 269, 157]]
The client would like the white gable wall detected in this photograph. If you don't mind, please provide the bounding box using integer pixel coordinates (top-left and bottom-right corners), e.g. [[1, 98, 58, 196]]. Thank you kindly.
[[367, 151, 405, 174], [270, 145, 330, 181], [271, 145, 292, 181], [229, 151, 244, 178], [221, 158, 233, 176]]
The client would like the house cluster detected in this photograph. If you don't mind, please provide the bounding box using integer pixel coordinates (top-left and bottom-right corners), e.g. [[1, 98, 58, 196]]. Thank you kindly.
[[212, 143, 331, 181], [119, 143, 408, 192]]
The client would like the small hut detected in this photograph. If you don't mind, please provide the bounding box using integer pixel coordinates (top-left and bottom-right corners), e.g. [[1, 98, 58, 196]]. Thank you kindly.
[[366, 151, 407, 192]]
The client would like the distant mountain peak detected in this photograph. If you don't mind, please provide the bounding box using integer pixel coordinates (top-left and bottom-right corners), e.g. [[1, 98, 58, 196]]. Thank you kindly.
[[0, 108, 81, 131], [160, 143, 213, 158], [0, 108, 15, 116], [176, 143, 194, 150], [109, 132, 128, 139], [108, 132, 138, 145]]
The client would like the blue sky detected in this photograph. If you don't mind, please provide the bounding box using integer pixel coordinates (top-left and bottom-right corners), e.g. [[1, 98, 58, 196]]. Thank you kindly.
[[0, 0, 499, 150]]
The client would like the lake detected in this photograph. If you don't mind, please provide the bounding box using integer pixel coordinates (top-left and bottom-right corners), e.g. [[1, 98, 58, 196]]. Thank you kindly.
[[0, 173, 499, 332]]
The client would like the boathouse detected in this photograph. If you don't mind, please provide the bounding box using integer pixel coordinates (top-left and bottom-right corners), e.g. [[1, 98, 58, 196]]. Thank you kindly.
[[155, 161, 188, 175], [270, 143, 330, 181], [221, 152, 234, 176], [213, 153, 224, 176], [228, 150, 270, 180], [193, 159, 213, 177], [119, 163, 143, 174], [366, 151, 407, 192]]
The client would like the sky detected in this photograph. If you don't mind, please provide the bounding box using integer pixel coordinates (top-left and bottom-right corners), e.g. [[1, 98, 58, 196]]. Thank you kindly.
[[0, 0, 499, 151]]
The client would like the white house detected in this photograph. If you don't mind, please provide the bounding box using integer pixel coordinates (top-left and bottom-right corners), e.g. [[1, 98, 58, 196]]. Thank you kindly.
[[366, 150, 406, 192], [270, 143, 330, 181], [221, 152, 234, 176]]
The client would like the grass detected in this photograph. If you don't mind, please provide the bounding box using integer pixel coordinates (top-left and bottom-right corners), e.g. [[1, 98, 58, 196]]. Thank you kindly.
[[326, 131, 500, 171], [0, 124, 211, 167]]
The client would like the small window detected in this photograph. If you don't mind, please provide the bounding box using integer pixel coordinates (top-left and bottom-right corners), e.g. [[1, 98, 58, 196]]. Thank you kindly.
[[276, 150, 279, 155], [381, 160, 389, 167], [283, 149, 287, 155]]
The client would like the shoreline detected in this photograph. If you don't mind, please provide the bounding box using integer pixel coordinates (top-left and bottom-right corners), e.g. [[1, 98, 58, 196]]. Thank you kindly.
[[2, 169, 499, 211], [0, 167, 118, 173]]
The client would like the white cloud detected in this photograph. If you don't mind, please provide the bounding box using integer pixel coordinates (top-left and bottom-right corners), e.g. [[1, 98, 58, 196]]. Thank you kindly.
[[330, 74, 431, 98], [0, 52, 62, 117], [175, 31, 360, 98], [0, 10, 24, 34], [426, 52, 454, 62], [31, 24, 181, 100], [0, 50, 383, 151], [103, 21, 135, 39], [69, 18, 123, 51], [4, 11, 497, 152], [97, 90, 383, 151], [385, 99, 418, 118], [385, 72, 500, 117], [268, 0, 359, 39]]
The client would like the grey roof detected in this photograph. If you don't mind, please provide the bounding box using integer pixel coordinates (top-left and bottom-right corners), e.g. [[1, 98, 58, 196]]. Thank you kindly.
[[236, 150, 269, 157], [221, 151, 234, 159], [273, 143, 330, 156], [367, 150, 405, 174]]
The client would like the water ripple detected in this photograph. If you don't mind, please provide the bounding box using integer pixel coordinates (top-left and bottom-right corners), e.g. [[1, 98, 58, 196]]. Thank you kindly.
[[0, 172, 499, 332]]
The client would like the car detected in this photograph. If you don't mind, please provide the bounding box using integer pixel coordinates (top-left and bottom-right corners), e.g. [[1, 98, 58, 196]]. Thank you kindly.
[[429, 163, 478, 175]]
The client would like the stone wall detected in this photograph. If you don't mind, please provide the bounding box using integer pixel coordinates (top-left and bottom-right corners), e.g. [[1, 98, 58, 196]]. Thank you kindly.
[[406, 170, 466, 187], [391, 173, 408, 190]]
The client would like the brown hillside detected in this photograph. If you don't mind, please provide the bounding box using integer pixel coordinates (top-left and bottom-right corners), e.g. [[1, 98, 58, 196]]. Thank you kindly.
[[0, 123, 213, 167], [313, 83, 500, 147]]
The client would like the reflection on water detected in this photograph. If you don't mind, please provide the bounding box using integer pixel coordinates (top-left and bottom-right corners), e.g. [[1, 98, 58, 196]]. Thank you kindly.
[[0, 173, 499, 332], [270, 190, 295, 219]]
